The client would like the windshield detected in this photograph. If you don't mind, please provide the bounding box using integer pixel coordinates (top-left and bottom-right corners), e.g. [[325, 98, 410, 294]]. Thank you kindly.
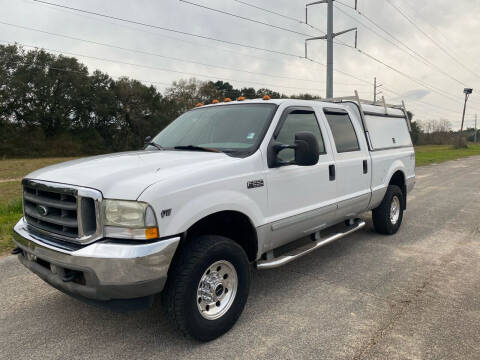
[[148, 104, 277, 155]]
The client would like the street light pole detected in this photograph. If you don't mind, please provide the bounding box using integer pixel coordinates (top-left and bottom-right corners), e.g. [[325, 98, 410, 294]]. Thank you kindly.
[[459, 88, 473, 146]]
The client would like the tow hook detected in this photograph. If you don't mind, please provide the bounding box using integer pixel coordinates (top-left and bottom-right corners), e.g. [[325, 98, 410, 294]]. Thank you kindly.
[[62, 272, 77, 283], [11, 247, 22, 255]]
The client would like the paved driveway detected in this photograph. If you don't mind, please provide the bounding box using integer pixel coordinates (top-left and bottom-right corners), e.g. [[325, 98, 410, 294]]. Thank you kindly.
[[1, 156, 480, 360]]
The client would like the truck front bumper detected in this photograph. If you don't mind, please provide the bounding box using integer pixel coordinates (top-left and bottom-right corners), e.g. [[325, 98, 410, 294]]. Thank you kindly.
[[12, 218, 180, 302]]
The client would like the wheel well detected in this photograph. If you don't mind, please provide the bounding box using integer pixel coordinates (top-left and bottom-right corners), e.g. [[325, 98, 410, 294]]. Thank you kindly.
[[182, 211, 258, 262], [389, 171, 406, 209]]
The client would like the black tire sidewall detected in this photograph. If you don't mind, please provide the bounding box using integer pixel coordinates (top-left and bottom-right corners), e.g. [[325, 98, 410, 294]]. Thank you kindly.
[[384, 186, 404, 233], [181, 237, 250, 341]]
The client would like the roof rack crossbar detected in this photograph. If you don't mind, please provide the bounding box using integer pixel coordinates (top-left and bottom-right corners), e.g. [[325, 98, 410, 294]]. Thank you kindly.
[[322, 91, 404, 110]]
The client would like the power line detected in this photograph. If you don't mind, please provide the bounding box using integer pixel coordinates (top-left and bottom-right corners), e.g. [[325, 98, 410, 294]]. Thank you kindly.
[[355, 47, 460, 103], [26, 0, 298, 66], [333, 4, 469, 87], [0, 40, 326, 94], [31, 0, 301, 58], [232, 0, 303, 23], [23, 0, 476, 112], [26, 0, 376, 89], [178, 0, 316, 37], [385, 0, 480, 80], [0, 21, 336, 85], [230, 0, 326, 34]]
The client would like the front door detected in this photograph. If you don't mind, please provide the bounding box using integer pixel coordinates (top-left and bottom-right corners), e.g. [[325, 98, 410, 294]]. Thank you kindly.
[[265, 106, 337, 249]]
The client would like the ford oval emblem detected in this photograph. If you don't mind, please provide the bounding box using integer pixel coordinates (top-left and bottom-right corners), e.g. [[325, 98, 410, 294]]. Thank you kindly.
[[36, 205, 48, 216]]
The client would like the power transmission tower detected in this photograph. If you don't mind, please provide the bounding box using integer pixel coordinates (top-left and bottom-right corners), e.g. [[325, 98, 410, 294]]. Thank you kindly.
[[374, 77, 383, 104], [305, 0, 357, 99]]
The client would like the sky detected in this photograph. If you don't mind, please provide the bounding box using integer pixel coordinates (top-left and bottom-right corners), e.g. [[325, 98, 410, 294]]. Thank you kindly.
[[1, 0, 480, 129]]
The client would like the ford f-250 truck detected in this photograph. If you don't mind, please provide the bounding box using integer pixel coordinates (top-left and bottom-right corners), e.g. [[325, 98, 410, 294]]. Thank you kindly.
[[12, 95, 415, 341]]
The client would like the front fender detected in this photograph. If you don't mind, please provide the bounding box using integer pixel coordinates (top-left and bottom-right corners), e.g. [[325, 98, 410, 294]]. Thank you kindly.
[[166, 190, 264, 236], [140, 186, 265, 238]]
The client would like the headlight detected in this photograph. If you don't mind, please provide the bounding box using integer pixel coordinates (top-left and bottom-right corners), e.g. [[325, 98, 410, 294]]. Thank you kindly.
[[102, 200, 158, 240]]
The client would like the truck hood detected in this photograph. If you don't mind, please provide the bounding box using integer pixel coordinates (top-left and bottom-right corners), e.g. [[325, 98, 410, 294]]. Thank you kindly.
[[26, 150, 232, 200]]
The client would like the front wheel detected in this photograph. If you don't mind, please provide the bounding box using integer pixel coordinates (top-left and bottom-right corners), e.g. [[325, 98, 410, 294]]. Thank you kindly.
[[162, 235, 250, 341], [372, 185, 404, 235]]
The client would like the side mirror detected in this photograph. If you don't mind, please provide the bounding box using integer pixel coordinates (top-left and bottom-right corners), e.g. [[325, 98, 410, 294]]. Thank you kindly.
[[144, 136, 152, 145], [294, 132, 320, 166], [268, 131, 319, 167]]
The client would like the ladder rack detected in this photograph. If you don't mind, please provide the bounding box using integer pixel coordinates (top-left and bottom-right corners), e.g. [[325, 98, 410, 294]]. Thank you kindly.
[[321, 90, 411, 132]]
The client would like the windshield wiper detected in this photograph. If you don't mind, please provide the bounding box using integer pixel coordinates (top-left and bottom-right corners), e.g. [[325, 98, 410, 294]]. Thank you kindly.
[[173, 145, 222, 153], [145, 141, 165, 151]]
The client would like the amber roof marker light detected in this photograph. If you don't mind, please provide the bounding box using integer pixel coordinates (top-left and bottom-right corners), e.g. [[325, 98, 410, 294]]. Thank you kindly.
[[262, 95, 271, 100], [237, 96, 246, 101], [212, 99, 219, 104], [224, 97, 232, 102], [195, 102, 203, 107]]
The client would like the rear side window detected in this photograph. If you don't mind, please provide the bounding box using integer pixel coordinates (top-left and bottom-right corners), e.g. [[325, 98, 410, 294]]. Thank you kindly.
[[324, 111, 360, 153], [275, 110, 325, 163]]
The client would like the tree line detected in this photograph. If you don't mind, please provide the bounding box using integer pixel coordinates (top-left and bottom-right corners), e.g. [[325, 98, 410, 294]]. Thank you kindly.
[[0, 44, 319, 157], [2, 44, 472, 158], [410, 119, 478, 146]]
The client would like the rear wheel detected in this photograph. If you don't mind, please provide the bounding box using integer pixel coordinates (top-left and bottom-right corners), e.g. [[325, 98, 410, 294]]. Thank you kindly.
[[163, 235, 250, 341], [372, 185, 404, 235]]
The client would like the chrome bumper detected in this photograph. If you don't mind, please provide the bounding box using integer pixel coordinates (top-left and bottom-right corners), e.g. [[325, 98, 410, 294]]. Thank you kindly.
[[13, 218, 180, 301]]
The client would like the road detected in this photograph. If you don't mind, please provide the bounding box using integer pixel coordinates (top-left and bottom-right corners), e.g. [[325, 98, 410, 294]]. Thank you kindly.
[[1, 156, 480, 360]]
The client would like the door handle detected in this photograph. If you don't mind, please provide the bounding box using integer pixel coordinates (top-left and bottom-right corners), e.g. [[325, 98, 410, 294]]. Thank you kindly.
[[329, 164, 336, 181], [363, 160, 368, 174]]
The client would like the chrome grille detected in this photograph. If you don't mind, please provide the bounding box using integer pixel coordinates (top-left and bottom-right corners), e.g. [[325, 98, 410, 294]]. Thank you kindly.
[[22, 179, 103, 244]]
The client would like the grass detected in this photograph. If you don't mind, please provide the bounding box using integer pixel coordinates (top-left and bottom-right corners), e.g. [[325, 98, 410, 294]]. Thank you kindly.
[[1, 146, 480, 255], [0, 199, 22, 255], [0, 157, 76, 180], [414, 144, 480, 166]]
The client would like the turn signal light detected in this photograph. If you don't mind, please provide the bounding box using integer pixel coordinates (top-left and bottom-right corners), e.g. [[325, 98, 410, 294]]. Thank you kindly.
[[195, 102, 203, 107], [212, 99, 219, 104], [237, 96, 245, 101], [224, 97, 231, 102], [262, 95, 271, 100], [144, 227, 159, 239]]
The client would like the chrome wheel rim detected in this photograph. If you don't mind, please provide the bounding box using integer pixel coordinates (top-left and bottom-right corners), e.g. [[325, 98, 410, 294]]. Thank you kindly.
[[197, 260, 238, 320], [390, 195, 401, 225]]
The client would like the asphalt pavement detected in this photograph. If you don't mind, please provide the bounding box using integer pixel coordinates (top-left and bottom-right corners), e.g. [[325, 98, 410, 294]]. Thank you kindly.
[[1, 156, 480, 360]]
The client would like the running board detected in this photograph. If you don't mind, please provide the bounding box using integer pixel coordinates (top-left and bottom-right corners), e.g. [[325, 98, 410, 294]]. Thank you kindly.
[[257, 220, 366, 270]]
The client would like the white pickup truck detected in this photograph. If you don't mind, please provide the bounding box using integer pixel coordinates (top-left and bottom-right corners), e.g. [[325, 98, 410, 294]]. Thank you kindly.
[[12, 95, 415, 341]]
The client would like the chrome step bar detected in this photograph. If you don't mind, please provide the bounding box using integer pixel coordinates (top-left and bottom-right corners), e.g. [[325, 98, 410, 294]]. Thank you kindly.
[[257, 220, 366, 270]]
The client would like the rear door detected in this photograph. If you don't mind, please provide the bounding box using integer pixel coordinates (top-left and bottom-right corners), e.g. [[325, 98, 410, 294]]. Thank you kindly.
[[265, 106, 337, 249], [322, 107, 371, 219]]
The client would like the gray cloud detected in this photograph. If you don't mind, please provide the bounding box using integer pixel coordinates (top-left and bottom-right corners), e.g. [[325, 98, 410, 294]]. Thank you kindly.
[[1, 0, 480, 128]]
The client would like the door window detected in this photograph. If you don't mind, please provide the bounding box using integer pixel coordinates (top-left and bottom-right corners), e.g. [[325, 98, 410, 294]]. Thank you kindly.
[[275, 110, 325, 163], [324, 111, 360, 153]]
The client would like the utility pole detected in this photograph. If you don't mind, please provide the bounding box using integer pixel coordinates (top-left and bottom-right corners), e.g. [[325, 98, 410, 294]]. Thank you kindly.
[[305, 0, 357, 99], [459, 88, 473, 145], [373, 77, 383, 104], [326, 0, 333, 99], [475, 114, 478, 144]]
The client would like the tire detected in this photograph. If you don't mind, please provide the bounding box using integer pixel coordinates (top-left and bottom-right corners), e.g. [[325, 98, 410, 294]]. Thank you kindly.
[[162, 235, 250, 341], [372, 185, 404, 235]]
